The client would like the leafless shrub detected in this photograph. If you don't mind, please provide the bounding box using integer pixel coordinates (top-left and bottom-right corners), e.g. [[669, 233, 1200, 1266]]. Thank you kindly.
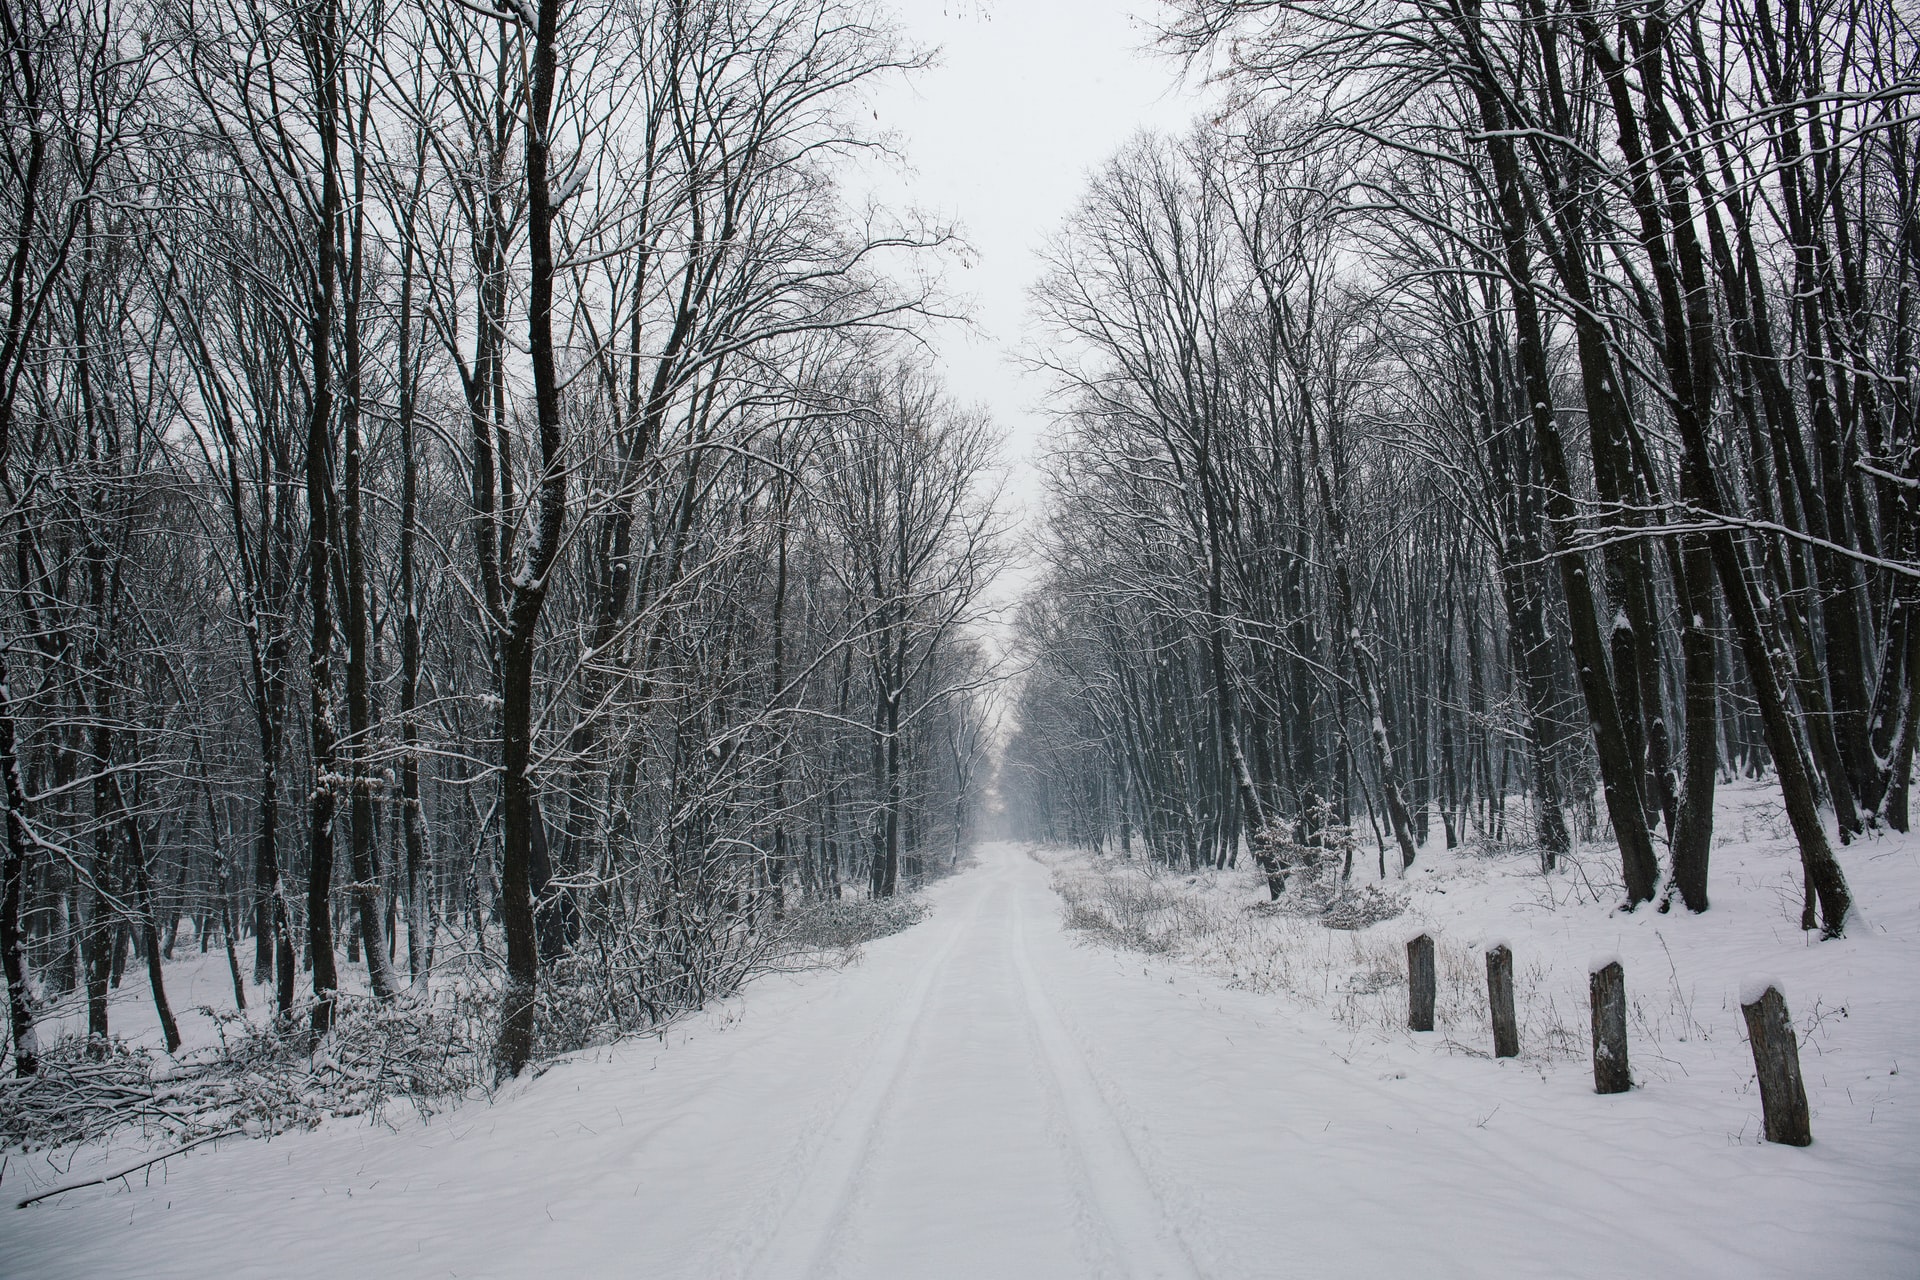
[[1254, 808, 1406, 929], [1320, 884, 1405, 930], [774, 895, 931, 953]]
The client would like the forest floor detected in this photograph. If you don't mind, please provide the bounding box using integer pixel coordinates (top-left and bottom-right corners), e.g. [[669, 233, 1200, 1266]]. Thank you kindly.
[[3, 782, 1918, 1277]]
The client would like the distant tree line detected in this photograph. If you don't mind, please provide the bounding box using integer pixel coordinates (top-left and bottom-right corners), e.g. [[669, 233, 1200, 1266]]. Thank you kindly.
[[1004, 0, 1917, 937], [0, 0, 1000, 1078]]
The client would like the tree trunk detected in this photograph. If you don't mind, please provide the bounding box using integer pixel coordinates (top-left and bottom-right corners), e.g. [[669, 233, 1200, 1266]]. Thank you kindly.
[[340, 114, 399, 1003], [494, 0, 567, 1078], [0, 659, 37, 1075], [302, 0, 344, 1042], [397, 182, 431, 991], [122, 791, 181, 1054]]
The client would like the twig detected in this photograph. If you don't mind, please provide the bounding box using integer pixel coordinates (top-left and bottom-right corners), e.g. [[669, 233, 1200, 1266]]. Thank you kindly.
[[16, 1129, 242, 1208]]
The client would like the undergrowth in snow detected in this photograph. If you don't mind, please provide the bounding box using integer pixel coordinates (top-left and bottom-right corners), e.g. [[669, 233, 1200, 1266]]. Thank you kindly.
[[0, 995, 494, 1152], [0, 889, 935, 1157], [775, 895, 932, 953]]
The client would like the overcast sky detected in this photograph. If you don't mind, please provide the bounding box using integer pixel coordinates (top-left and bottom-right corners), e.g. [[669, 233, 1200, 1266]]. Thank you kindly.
[[855, 1, 1209, 551]]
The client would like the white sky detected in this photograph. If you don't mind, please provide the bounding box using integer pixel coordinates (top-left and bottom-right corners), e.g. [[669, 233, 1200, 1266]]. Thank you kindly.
[[855, 1, 1209, 568]]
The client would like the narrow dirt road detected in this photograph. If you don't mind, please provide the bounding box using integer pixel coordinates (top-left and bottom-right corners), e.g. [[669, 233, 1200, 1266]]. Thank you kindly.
[[3, 843, 1906, 1278]]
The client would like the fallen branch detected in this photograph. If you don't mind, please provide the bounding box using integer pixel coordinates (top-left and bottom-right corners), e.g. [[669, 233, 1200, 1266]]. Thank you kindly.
[[16, 1129, 241, 1208]]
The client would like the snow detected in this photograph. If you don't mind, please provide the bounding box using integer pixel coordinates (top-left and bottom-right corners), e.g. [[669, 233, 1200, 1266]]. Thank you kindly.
[[1588, 950, 1623, 974], [3, 781, 1918, 1277], [1742, 975, 1788, 1007]]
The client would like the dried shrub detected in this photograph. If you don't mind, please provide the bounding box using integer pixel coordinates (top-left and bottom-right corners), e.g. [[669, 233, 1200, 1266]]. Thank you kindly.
[[1320, 883, 1405, 930], [1054, 863, 1219, 955], [1254, 803, 1406, 929], [774, 895, 930, 953], [0, 995, 494, 1153]]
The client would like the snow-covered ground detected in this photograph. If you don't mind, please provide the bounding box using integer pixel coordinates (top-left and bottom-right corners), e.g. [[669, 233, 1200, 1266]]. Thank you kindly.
[[20, 926, 275, 1055], [3, 785, 1917, 1277]]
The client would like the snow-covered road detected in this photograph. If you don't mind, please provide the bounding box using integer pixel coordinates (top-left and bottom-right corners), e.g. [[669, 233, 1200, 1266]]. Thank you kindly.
[[744, 847, 1195, 1280], [4, 841, 1912, 1277]]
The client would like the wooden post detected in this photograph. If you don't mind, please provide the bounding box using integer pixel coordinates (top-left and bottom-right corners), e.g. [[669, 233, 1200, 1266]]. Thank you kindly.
[[1589, 958, 1630, 1094], [1486, 944, 1518, 1058], [1407, 933, 1435, 1032], [1741, 983, 1812, 1146]]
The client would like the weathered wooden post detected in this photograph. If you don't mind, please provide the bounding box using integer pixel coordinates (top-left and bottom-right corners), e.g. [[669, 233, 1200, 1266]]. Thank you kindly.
[[1589, 957, 1630, 1094], [1486, 943, 1518, 1059], [1741, 981, 1812, 1146], [1407, 933, 1435, 1032]]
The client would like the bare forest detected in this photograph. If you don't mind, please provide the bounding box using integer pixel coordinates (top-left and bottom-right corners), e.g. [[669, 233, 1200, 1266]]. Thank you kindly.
[[0, 0, 1002, 1094], [1006, 0, 1916, 942]]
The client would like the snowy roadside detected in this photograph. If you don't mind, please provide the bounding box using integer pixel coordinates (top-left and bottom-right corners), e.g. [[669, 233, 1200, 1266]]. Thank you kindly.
[[1041, 778, 1920, 1194]]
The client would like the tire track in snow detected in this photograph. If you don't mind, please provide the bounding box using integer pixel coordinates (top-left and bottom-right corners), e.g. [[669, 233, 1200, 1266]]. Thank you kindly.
[[1010, 869, 1201, 1280], [743, 876, 1000, 1280], [1011, 911, 1132, 1278]]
